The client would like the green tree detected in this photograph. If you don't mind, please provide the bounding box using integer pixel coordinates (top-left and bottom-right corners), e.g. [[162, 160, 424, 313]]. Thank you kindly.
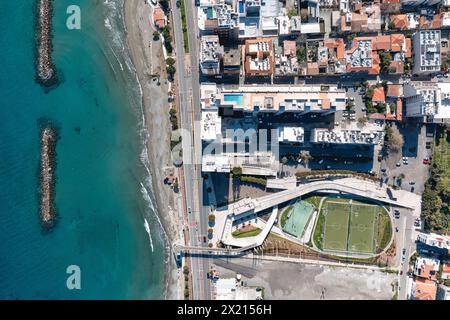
[[384, 126, 404, 152], [379, 52, 393, 73], [358, 117, 369, 125], [297, 46, 307, 63], [232, 166, 242, 178]]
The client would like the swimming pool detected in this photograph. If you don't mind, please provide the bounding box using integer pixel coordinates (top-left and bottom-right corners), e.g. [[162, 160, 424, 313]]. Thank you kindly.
[[223, 94, 244, 107]]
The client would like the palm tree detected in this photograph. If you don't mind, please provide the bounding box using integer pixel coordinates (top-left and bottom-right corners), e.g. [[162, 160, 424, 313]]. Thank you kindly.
[[298, 151, 313, 168]]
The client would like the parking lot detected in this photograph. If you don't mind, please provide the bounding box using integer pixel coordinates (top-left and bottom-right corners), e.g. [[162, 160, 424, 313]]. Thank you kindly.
[[380, 123, 432, 194]]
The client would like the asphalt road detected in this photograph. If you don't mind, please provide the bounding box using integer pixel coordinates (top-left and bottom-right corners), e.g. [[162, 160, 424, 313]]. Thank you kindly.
[[170, 0, 211, 299], [397, 208, 416, 300]]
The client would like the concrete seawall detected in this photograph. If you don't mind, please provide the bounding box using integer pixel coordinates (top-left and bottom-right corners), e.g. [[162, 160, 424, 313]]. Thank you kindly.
[[38, 123, 58, 228], [35, 0, 57, 87]]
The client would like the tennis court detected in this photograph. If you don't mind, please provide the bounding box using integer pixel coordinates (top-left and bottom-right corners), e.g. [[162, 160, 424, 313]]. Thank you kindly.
[[282, 201, 315, 238]]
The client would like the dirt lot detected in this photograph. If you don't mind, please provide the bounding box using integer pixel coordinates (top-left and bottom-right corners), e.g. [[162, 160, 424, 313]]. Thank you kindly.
[[213, 258, 397, 300]]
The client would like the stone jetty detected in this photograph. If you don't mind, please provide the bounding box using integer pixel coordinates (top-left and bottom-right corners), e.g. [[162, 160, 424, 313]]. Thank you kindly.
[[39, 125, 58, 228], [35, 0, 57, 87]]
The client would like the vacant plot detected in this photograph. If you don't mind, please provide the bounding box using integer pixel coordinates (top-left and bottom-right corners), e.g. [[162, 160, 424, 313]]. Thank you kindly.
[[319, 198, 389, 255]]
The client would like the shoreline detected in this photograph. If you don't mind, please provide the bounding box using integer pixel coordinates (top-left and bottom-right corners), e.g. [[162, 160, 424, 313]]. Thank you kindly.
[[122, 0, 180, 299]]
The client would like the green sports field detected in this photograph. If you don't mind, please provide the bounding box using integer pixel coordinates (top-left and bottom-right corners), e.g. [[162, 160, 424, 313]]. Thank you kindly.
[[321, 198, 385, 255], [282, 201, 315, 238], [322, 201, 350, 251]]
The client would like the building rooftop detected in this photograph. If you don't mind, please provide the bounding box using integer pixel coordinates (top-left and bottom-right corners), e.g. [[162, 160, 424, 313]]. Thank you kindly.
[[198, 3, 239, 30], [414, 256, 440, 280], [312, 123, 385, 145], [386, 84, 402, 98], [414, 30, 441, 73], [216, 278, 236, 300], [278, 126, 304, 143], [413, 279, 437, 301], [200, 35, 223, 75], [153, 7, 166, 29], [345, 34, 408, 75], [205, 83, 347, 113], [372, 87, 385, 103], [201, 110, 222, 141], [244, 38, 274, 76]]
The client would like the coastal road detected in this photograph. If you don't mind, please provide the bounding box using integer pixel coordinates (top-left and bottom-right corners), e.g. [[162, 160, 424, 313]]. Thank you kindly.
[[398, 210, 416, 300], [170, 0, 210, 300]]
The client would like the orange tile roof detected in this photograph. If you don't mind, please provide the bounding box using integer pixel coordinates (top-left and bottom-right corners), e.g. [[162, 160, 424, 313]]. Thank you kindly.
[[396, 98, 403, 121], [420, 264, 437, 280], [390, 61, 404, 74], [391, 14, 408, 30], [324, 38, 345, 60], [307, 62, 319, 75], [432, 14, 441, 29], [153, 7, 166, 29], [386, 84, 401, 97], [413, 279, 437, 300], [283, 41, 296, 57], [372, 87, 385, 103], [443, 263, 450, 274], [405, 37, 412, 58], [391, 34, 405, 52], [373, 35, 391, 51], [345, 35, 407, 75], [419, 16, 429, 29]]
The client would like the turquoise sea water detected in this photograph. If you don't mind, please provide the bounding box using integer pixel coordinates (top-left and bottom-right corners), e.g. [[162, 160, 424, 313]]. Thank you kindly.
[[0, 0, 166, 299]]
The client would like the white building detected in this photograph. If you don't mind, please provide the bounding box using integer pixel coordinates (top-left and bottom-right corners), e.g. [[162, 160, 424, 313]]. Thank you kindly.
[[278, 126, 304, 144], [413, 256, 440, 280], [215, 277, 263, 300], [201, 83, 347, 115], [215, 278, 237, 300], [200, 35, 223, 75], [435, 82, 450, 123], [417, 232, 450, 251], [201, 110, 222, 141], [413, 30, 441, 74], [311, 123, 385, 145], [442, 262, 450, 280], [197, 2, 239, 32], [404, 82, 441, 120]]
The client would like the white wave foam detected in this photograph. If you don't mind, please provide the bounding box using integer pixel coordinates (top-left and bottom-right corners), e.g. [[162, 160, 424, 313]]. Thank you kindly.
[[144, 218, 154, 252]]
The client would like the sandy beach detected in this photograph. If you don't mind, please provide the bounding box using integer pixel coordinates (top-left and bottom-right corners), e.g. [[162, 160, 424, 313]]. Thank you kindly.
[[123, 0, 181, 299]]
